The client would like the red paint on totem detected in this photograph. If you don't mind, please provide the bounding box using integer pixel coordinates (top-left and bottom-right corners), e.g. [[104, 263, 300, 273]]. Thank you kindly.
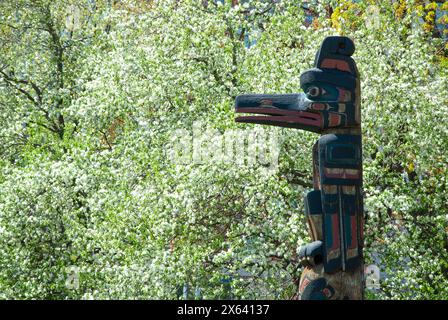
[[330, 214, 340, 251], [337, 88, 351, 102], [235, 106, 324, 129], [324, 168, 344, 179], [328, 113, 341, 126], [344, 170, 360, 179], [322, 288, 332, 298], [299, 278, 310, 293], [349, 215, 358, 250], [236, 110, 323, 128], [360, 215, 364, 242], [320, 58, 351, 72], [324, 168, 360, 180], [311, 103, 327, 111]]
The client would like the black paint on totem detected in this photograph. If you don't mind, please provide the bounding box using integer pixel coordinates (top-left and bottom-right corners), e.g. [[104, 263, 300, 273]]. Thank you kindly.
[[234, 36, 364, 300]]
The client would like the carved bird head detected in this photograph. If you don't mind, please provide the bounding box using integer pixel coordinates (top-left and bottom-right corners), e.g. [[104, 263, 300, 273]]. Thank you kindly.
[[235, 36, 360, 133]]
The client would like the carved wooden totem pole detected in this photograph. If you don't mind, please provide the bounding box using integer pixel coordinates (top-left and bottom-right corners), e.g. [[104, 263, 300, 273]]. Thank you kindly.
[[234, 36, 364, 299]]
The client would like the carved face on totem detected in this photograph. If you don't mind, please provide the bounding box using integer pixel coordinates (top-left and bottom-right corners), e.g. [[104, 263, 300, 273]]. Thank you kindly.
[[234, 36, 360, 133], [234, 36, 365, 300]]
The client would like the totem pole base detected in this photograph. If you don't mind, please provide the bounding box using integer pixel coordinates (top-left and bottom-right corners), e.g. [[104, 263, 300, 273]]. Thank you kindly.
[[298, 265, 364, 300], [234, 36, 364, 300]]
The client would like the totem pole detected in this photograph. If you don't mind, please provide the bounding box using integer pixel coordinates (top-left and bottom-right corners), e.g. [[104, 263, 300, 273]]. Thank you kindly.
[[234, 36, 364, 299]]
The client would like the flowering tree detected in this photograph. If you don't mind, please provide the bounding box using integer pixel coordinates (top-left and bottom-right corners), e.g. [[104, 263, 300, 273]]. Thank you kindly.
[[0, 0, 447, 299]]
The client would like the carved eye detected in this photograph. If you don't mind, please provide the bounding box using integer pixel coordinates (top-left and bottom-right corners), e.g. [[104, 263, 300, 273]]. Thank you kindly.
[[307, 86, 320, 97]]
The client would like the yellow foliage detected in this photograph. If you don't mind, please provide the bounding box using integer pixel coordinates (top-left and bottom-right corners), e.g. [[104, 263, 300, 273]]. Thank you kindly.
[[407, 162, 415, 173], [330, 0, 362, 33], [394, 0, 407, 19], [424, 2, 438, 11], [415, 5, 424, 17], [391, 0, 446, 38], [438, 15, 448, 25], [425, 11, 436, 22], [423, 23, 433, 33], [311, 18, 321, 30]]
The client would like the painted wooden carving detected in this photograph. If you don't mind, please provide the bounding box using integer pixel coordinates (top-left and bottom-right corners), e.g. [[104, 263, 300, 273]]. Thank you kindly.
[[234, 36, 364, 299]]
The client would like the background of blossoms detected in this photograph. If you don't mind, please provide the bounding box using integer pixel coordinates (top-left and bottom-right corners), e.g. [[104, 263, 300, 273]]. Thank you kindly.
[[0, 0, 447, 299]]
